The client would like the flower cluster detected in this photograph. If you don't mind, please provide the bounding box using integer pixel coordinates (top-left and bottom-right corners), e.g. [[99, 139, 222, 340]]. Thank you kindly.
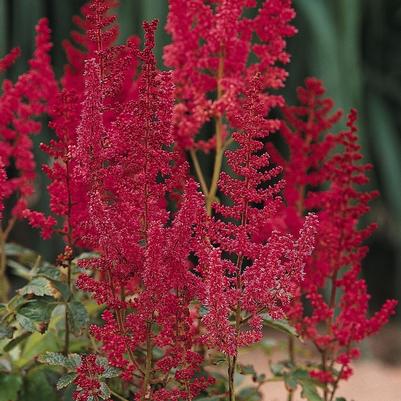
[[0, 18, 56, 225], [272, 78, 397, 395], [73, 17, 212, 400], [73, 355, 109, 401], [202, 75, 317, 357], [165, 0, 296, 151], [1, 2, 397, 401]]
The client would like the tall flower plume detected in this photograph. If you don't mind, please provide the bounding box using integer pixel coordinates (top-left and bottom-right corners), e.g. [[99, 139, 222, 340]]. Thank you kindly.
[[272, 78, 398, 399], [74, 18, 212, 401], [201, 74, 317, 399]]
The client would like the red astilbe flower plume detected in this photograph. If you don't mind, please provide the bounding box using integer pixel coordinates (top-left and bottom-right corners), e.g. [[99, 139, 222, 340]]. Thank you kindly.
[[273, 78, 397, 397], [164, 0, 296, 150], [0, 19, 57, 237], [75, 20, 212, 401], [28, 0, 139, 245], [0, 48, 20, 74], [73, 354, 110, 401], [202, 75, 317, 357]]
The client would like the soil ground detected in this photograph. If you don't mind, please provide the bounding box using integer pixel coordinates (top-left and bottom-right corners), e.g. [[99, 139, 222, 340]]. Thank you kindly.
[[239, 326, 401, 401]]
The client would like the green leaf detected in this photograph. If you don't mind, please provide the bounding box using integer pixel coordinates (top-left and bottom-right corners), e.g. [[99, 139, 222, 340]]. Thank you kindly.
[[18, 277, 59, 298], [99, 382, 111, 400], [52, 281, 71, 301], [19, 366, 58, 401], [7, 259, 31, 280], [16, 299, 56, 333], [335, 398, 347, 401], [0, 358, 12, 373], [65, 353, 82, 369], [17, 331, 61, 367], [293, 369, 324, 401], [261, 314, 298, 337], [237, 364, 256, 376], [284, 373, 298, 391], [3, 331, 31, 352], [5, 243, 37, 262], [68, 301, 89, 335], [300, 383, 324, 401], [270, 362, 286, 376], [237, 386, 262, 401], [37, 263, 61, 281], [38, 352, 68, 367], [57, 372, 77, 390], [100, 365, 120, 379], [0, 373, 22, 401], [0, 322, 14, 340], [96, 357, 120, 378]]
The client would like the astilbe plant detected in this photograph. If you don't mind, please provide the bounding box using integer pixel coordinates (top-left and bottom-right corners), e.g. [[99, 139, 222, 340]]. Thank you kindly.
[[202, 75, 317, 400], [0, 1, 398, 401], [73, 18, 213, 401], [164, 0, 297, 214], [269, 78, 398, 401], [0, 18, 56, 300], [25, 0, 141, 356]]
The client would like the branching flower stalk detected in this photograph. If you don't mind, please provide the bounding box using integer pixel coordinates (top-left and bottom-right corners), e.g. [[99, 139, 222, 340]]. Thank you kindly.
[[271, 78, 398, 400]]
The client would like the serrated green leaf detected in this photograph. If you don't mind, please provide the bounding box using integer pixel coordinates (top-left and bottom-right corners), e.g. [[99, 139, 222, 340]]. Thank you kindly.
[[3, 331, 31, 352], [57, 372, 77, 390], [96, 356, 120, 378], [16, 314, 37, 332], [335, 398, 347, 401], [52, 281, 71, 301], [261, 314, 298, 337], [0, 322, 14, 340], [37, 263, 61, 281], [18, 277, 59, 298], [237, 364, 256, 376], [38, 352, 68, 367], [300, 385, 323, 401], [284, 373, 298, 390], [7, 294, 26, 311], [16, 299, 56, 333], [0, 373, 23, 401], [100, 365, 120, 378], [99, 382, 111, 400], [65, 353, 82, 369], [68, 301, 89, 335]]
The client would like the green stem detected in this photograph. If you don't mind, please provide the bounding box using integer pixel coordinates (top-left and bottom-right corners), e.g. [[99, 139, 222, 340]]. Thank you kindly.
[[206, 49, 225, 216], [190, 149, 209, 197], [110, 389, 130, 401], [228, 355, 236, 401], [142, 322, 153, 400], [287, 336, 295, 401]]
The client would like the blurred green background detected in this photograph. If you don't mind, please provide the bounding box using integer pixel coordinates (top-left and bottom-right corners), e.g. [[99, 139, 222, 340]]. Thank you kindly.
[[0, 0, 400, 318]]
